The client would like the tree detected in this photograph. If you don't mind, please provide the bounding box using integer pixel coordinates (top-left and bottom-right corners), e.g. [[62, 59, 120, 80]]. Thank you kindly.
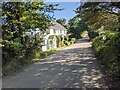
[[56, 18, 66, 26], [2, 2, 59, 65], [75, 2, 120, 76], [68, 17, 88, 39], [75, 2, 120, 32]]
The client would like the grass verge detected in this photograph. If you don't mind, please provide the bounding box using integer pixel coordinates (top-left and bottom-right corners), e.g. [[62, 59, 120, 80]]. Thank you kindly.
[[2, 47, 61, 76]]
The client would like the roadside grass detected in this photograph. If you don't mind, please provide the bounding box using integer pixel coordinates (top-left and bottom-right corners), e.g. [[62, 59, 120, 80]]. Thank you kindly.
[[81, 31, 88, 38], [2, 59, 25, 76], [32, 47, 61, 62], [2, 47, 61, 76], [2, 41, 76, 76]]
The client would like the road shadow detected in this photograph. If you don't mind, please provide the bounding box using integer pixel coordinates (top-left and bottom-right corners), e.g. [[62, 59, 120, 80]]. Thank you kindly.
[[2, 38, 107, 88]]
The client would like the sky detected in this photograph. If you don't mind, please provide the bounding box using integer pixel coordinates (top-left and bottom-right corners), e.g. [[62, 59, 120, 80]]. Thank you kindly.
[[46, 2, 80, 22]]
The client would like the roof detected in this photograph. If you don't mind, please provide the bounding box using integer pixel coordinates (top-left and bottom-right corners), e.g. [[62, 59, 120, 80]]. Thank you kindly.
[[50, 22, 67, 31]]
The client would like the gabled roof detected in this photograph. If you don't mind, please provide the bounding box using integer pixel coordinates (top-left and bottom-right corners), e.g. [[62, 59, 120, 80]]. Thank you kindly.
[[50, 22, 67, 31]]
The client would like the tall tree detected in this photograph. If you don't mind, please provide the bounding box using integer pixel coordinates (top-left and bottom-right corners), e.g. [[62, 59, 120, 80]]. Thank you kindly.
[[2, 2, 59, 65], [68, 17, 88, 39], [75, 2, 120, 32], [56, 18, 66, 26], [75, 2, 120, 76]]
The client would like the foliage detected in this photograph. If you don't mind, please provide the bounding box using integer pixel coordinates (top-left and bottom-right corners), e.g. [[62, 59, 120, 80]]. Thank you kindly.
[[68, 17, 88, 39], [56, 18, 66, 26], [64, 41, 71, 46], [55, 35, 74, 47], [56, 18, 69, 30], [64, 36, 68, 41], [55, 35, 62, 47], [76, 2, 120, 76], [70, 38, 76, 44], [76, 2, 120, 32], [33, 48, 61, 61], [64, 37, 76, 46], [93, 32, 120, 76], [88, 28, 99, 39], [2, 2, 59, 75]]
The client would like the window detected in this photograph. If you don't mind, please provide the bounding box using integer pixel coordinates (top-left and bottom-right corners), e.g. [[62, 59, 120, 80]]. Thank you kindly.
[[60, 30, 62, 34], [46, 29, 50, 34], [42, 39, 46, 46], [54, 29, 56, 34]]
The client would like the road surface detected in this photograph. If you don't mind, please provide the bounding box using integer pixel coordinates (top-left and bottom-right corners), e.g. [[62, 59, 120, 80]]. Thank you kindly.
[[3, 38, 108, 88]]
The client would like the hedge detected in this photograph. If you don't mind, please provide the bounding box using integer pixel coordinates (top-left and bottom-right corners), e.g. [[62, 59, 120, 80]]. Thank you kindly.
[[92, 32, 120, 76]]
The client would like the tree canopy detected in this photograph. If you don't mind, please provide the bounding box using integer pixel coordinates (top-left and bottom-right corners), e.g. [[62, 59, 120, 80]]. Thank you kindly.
[[75, 2, 120, 32], [2, 2, 59, 65], [68, 17, 88, 39], [75, 2, 120, 76], [56, 18, 66, 26]]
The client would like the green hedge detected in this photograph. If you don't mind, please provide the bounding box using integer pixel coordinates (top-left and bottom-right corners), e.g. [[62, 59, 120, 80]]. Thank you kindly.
[[70, 38, 76, 44], [56, 35, 62, 47], [64, 41, 71, 46], [88, 30, 99, 39], [56, 36, 76, 47], [92, 32, 120, 76]]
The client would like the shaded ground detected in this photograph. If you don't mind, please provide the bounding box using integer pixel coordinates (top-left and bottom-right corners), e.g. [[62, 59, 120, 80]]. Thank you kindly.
[[3, 38, 108, 88]]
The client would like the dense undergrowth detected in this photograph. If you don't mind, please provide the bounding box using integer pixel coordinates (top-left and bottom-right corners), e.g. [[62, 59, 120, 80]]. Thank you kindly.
[[75, 2, 120, 78], [2, 35, 76, 76], [90, 31, 120, 77], [1, 2, 59, 76], [2, 48, 59, 76]]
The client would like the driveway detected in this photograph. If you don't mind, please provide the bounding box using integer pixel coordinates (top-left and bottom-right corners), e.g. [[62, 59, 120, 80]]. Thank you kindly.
[[3, 38, 108, 88]]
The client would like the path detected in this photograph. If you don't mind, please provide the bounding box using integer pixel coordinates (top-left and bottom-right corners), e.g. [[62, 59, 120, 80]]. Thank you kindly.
[[3, 38, 108, 88]]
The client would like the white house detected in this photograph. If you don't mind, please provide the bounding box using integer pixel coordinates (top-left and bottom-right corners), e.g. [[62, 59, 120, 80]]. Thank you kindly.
[[42, 22, 67, 51]]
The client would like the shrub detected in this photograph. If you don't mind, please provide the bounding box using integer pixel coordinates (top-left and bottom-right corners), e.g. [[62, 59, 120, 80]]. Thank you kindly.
[[92, 32, 120, 76], [56, 35, 62, 47], [64, 41, 71, 46], [64, 36, 69, 41], [56, 35, 70, 47], [88, 30, 99, 39], [71, 38, 76, 44]]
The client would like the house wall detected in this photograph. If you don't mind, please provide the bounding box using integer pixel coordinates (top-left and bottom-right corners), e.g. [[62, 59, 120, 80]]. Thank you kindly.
[[42, 28, 67, 51], [42, 39, 48, 51], [48, 29, 66, 35], [55, 29, 59, 35], [42, 35, 49, 51], [53, 36, 57, 48], [50, 29, 54, 35], [48, 36, 57, 50]]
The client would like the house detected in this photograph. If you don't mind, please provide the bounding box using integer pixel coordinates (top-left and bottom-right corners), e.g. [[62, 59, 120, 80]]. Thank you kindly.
[[42, 22, 67, 51]]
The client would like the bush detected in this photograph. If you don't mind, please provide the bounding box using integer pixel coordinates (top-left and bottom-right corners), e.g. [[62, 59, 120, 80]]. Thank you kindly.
[[88, 30, 99, 39], [64, 41, 71, 46], [2, 47, 36, 76], [92, 32, 120, 76], [56, 35, 62, 47], [70, 38, 76, 44], [64, 37, 76, 46], [64, 36, 69, 41]]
